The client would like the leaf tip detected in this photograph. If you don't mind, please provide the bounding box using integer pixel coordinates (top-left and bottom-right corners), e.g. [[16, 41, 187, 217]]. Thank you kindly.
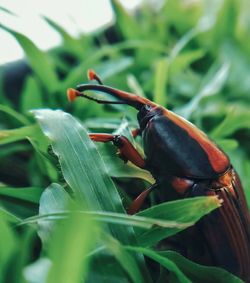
[[210, 195, 224, 208]]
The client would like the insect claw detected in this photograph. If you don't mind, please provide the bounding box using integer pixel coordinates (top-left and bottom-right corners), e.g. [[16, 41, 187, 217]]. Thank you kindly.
[[116, 150, 128, 163]]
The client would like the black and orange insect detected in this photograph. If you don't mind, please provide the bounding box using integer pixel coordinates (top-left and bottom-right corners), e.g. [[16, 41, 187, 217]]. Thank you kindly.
[[67, 70, 250, 282]]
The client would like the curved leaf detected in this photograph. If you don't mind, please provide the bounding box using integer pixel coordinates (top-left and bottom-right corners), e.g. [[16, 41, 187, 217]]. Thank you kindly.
[[33, 109, 151, 281], [136, 196, 221, 247], [0, 24, 59, 94]]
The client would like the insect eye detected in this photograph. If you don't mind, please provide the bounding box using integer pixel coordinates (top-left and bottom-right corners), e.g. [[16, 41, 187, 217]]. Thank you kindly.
[[140, 104, 152, 115], [137, 105, 155, 129]]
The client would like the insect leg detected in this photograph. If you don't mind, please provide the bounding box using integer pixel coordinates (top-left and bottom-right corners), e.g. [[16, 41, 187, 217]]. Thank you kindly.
[[131, 128, 141, 138], [89, 133, 145, 168], [128, 183, 157, 215]]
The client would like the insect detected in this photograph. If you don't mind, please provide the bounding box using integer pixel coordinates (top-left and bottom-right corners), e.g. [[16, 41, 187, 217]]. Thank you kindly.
[[67, 69, 250, 282]]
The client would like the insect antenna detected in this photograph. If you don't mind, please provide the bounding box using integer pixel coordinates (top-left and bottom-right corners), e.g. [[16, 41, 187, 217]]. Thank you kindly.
[[67, 88, 127, 105], [87, 69, 103, 85], [67, 69, 157, 109]]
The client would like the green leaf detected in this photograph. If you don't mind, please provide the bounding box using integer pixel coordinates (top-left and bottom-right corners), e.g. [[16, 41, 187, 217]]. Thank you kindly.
[[21, 210, 190, 231], [153, 58, 169, 106], [61, 39, 166, 91], [62, 56, 133, 91], [0, 193, 39, 219], [46, 204, 97, 283], [0, 214, 17, 282], [33, 110, 124, 212], [95, 57, 134, 81], [37, 183, 97, 283], [0, 186, 43, 203], [136, 196, 221, 247], [0, 24, 59, 94], [227, 150, 250, 208], [177, 62, 230, 119], [97, 143, 154, 184], [23, 258, 52, 283], [110, 0, 142, 39], [33, 109, 150, 279], [169, 0, 219, 63], [170, 50, 205, 76], [21, 76, 44, 113], [19, 197, 216, 251], [159, 251, 244, 283], [0, 6, 17, 16], [0, 125, 40, 145], [211, 108, 250, 139], [126, 246, 192, 283], [215, 139, 238, 151], [0, 207, 20, 224], [127, 74, 145, 97], [43, 17, 84, 59], [0, 104, 30, 125], [38, 183, 72, 244], [103, 234, 145, 283], [38, 186, 147, 283]]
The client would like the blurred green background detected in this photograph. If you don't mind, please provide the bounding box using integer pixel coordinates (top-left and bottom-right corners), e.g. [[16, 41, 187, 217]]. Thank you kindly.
[[0, 1, 249, 282]]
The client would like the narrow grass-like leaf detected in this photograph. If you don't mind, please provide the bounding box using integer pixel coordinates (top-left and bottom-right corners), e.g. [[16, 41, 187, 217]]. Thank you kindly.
[[136, 196, 221, 247], [97, 142, 154, 184], [211, 108, 250, 139], [46, 205, 97, 283], [106, 158, 154, 184], [159, 251, 244, 283], [21, 76, 44, 113], [0, 207, 21, 224], [0, 6, 17, 16], [154, 58, 169, 106], [111, 0, 142, 39], [62, 56, 133, 91], [169, 2, 217, 62], [0, 125, 39, 145], [0, 104, 30, 125], [126, 246, 192, 283], [170, 50, 204, 76], [227, 151, 250, 208], [0, 214, 17, 282], [37, 183, 98, 283], [61, 39, 166, 90], [103, 234, 145, 283], [43, 17, 84, 59], [170, 28, 199, 61], [177, 62, 230, 118], [95, 57, 134, 81], [11, 227, 38, 283], [0, 144, 30, 159], [215, 139, 238, 151], [0, 195, 39, 219], [0, 186, 43, 204], [38, 183, 72, 244], [21, 210, 190, 231], [127, 74, 145, 97], [33, 109, 150, 280], [0, 25, 59, 94]]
